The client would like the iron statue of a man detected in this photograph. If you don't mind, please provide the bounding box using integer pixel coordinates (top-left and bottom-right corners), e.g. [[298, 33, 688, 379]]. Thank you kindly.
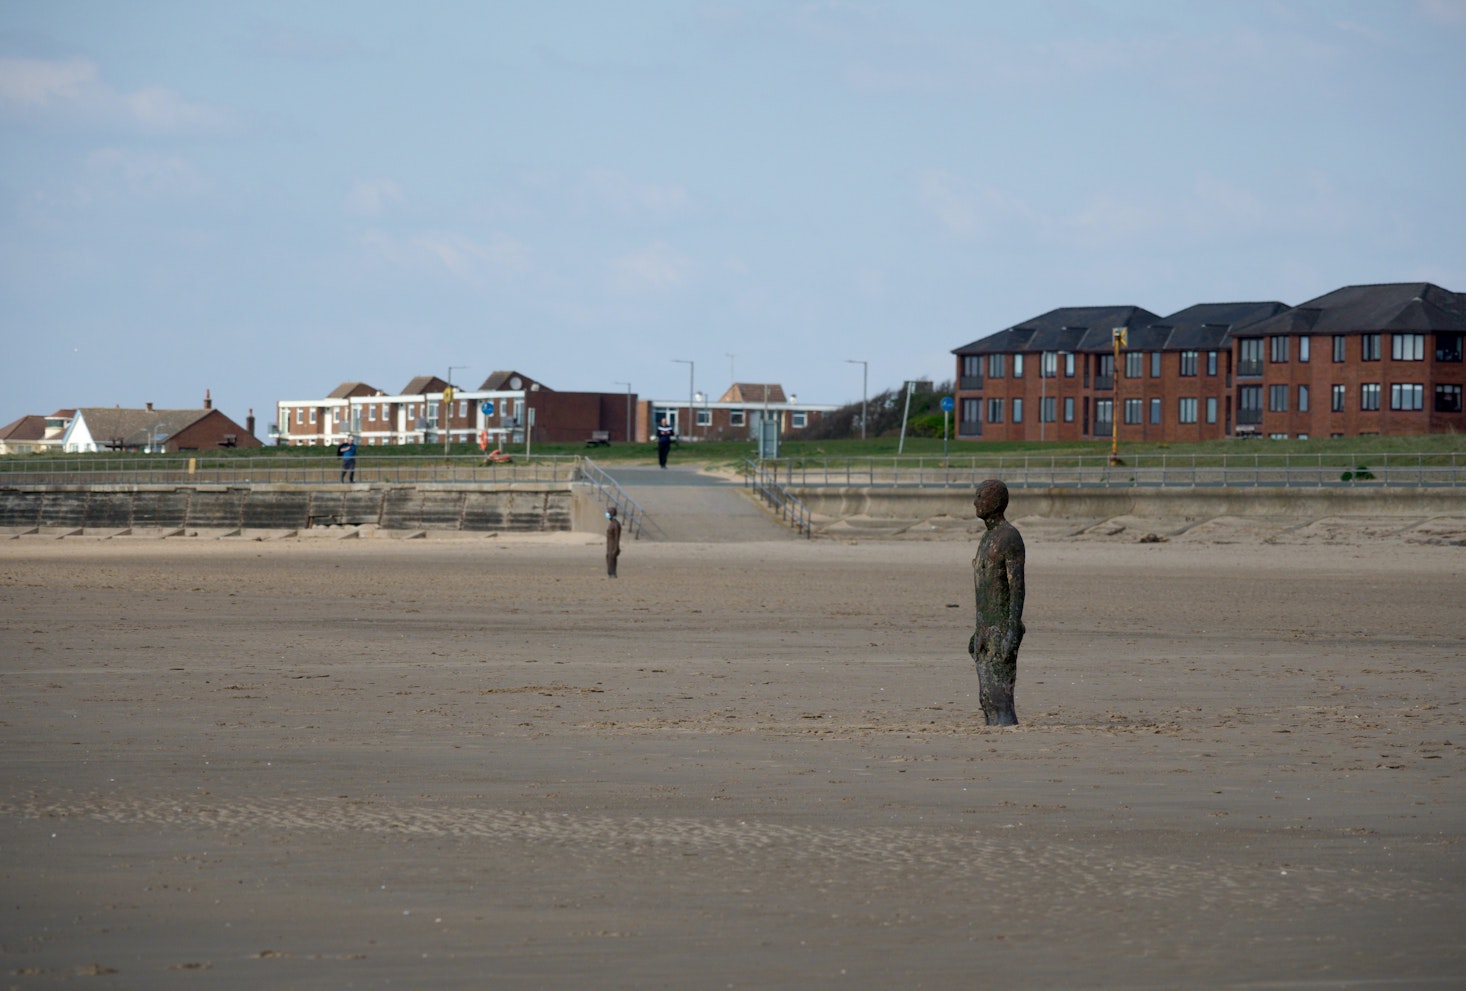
[[970, 479, 1026, 726]]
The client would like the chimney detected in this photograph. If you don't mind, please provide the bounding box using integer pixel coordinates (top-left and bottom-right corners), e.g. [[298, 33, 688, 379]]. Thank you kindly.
[[247, 408, 256, 437], [146, 402, 154, 412], [204, 389, 212, 410]]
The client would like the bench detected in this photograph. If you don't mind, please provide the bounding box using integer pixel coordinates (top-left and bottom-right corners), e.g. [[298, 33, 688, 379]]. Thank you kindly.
[[585, 430, 611, 447]]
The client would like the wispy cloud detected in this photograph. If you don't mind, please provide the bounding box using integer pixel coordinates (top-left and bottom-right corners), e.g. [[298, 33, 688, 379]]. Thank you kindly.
[[606, 242, 692, 293], [916, 170, 1034, 241], [579, 169, 689, 218], [0, 56, 230, 133], [344, 179, 403, 218], [361, 228, 531, 283], [87, 148, 207, 197]]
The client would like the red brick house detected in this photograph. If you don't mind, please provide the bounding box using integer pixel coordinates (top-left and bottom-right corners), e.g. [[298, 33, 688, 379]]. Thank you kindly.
[[953, 282, 1466, 443]]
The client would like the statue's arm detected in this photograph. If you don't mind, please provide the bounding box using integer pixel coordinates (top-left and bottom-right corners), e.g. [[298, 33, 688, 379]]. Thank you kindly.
[[1005, 539, 1026, 650]]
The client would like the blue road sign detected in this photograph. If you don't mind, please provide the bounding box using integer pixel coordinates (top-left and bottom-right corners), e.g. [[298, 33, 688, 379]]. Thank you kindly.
[[940, 396, 955, 412], [481, 400, 495, 416]]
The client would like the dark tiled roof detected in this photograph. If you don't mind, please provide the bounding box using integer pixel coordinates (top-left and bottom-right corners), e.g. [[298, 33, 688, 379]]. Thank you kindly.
[[328, 382, 380, 399], [401, 375, 451, 395], [954, 305, 1163, 354], [1160, 301, 1290, 348], [721, 383, 786, 403], [74, 408, 209, 446], [477, 371, 548, 391], [1239, 283, 1466, 338], [0, 414, 47, 441]]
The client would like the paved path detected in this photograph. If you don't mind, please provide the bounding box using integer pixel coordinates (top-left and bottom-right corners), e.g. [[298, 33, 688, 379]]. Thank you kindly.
[[607, 465, 794, 542]]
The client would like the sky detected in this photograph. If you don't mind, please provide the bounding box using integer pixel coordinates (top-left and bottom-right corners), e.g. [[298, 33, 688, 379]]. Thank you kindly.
[[3, 1, 1465, 436]]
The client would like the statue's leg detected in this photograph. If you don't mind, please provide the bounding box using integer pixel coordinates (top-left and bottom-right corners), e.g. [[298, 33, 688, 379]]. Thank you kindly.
[[973, 639, 1018, 726]]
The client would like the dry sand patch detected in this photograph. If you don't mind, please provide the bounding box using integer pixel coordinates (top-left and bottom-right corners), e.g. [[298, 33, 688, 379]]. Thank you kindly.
[[1, 528, 1462, 988]]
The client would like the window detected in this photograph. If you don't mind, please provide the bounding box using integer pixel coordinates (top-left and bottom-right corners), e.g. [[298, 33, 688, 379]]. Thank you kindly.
[[1389, 383, 1423, 411], [309, 408, 316, 424], [1437, 334, 1464, 362], [987, 354, 1005, 378], [333, 407, 342, 423], [696, 409, 711, 426], [1299, 337, 1310, 363], [1392, 334, 1425, 361], [962, 355, 981, 378], [1298, 385, 1309, 413], [730, 409, 746, 426], [1125, 352, 1144, 378], [1179, 397, 1197, 423], [1179, 350, 1198, 376], [1150, 352, 1161, 377], [1331, 384, 1346, 412], [1238, 339, 1264, 375], [987, 398, 1003, 424], [458, 400, 468, 417], [791, 411, 807, 428], [1206, 351, 1218, 376], [1238, 386, 1263, 424], [1436, 384, 1463, 412], [1270, 336, 1289, 363], [1012, 398, 1023, 423], [1063, 396, 1075, 422], [1205, 397, 1218, 424], [1333, 335, 1347, 362], [1064, 353, 1075, 377], [1094, 399, 1113, 435], [1040, 396, 1056, 423], [1096, 354, 1114, 384], [1149, 397, 1161, 424], [1124, 398, 1143, 424], [296, 408, 303, 424], [1362, 333, 1381, 361], [427, 402, 438, 426], [1013, 354, 1024, 379], [1269, 384, 1288, 412], [961, 398, 981, 424], [1041, 352, 1057, 378], [1360, 383, 1381, 410]]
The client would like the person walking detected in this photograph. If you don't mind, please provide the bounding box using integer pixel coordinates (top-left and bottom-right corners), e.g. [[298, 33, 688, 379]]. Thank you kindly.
[[605, 506, 622, 577], [337, 436, 358, 483], [656, 418, 674, 468]]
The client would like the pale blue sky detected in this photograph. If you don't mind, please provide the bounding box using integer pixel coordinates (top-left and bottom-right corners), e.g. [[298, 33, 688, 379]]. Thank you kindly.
[[3, 1, 1464, 435]]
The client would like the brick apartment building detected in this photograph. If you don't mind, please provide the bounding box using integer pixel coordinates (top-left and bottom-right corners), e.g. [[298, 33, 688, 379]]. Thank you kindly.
[[274, 371, 635, 448], [953, 282, 1466, 443]]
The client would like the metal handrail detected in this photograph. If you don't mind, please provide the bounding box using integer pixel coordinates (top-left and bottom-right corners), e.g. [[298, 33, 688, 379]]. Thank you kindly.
[[0, 454, 577, 486], [744, 458, 812, 537], [761, 451, 1466, 489], [573, 456, 648, 539]]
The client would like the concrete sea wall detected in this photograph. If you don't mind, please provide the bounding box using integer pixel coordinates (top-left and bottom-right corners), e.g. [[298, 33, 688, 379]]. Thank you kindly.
[[0, 484, 576, 534], [793, 486, 1466, 521]]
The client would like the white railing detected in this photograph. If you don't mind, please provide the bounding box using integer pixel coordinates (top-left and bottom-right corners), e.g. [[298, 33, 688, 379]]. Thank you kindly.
[[0, 454, 577, 486]]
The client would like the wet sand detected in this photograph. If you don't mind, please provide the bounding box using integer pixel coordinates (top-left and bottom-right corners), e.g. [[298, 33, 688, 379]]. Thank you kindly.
[[2, 522, 1463, 989]]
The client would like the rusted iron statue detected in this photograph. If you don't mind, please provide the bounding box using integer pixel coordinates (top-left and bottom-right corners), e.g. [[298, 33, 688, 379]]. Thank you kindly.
[[969, 479, 1026, 726]]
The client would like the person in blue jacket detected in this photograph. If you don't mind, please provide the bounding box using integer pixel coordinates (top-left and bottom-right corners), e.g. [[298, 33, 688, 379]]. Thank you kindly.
[[337, 436, 358, 483]]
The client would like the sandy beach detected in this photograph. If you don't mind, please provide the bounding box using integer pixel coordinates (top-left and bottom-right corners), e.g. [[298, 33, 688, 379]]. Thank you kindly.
[[2, 520, 1463, 989]]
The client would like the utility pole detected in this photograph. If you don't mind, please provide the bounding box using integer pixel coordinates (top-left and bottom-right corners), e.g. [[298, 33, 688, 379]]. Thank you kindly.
[[614, 381, 631, 441], [845, 359, 867, 439], [445, 365, 465, 455], [1110, 328, 1126, 465], [673, 359, 694, 441]]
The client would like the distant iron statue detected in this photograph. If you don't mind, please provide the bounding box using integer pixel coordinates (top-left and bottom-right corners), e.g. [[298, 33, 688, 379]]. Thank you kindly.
[[969, 479, 1026, 726]]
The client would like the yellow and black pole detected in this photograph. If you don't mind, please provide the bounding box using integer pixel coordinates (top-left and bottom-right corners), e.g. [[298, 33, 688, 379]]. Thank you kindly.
[[1110, 327, 1127, 466], [442, 385, 455, 455]]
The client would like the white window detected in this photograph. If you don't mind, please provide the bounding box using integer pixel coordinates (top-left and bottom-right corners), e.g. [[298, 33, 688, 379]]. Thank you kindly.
[[791, 411, 807, 428], [1178, 398, 1198, 423], [730, 409, 746, 426], [696, 409, 711, 426], [1392, 334, 1425, 361]]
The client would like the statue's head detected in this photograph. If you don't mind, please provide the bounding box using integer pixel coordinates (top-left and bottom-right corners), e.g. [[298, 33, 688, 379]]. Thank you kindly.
[[974, 478, 1009, 519]]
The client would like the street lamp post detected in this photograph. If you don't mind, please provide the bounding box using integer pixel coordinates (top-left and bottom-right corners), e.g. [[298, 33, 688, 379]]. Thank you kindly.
[[444, 365, 464, 454], [614, 381, 631, 441], [672, 359, 694, 441], [1110, 328, 1127, 465], [845, 359, 868, 439]]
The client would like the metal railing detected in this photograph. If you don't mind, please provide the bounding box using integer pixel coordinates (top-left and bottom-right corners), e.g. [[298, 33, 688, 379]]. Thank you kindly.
[[744, 459, 812, 537], [759, 451, 1466, 489], [573, 457, 648, 539], [0, 454, 577, 486]]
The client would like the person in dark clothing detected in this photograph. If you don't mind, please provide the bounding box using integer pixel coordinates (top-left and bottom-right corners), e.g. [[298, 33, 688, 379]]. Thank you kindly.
[[656, 419, 674, 468], [605, 506, 622, 577], [337, 436, 358, 483]]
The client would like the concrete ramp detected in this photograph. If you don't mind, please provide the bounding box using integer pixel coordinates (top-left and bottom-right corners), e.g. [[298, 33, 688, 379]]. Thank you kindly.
[[607, 466, 794, 542]]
